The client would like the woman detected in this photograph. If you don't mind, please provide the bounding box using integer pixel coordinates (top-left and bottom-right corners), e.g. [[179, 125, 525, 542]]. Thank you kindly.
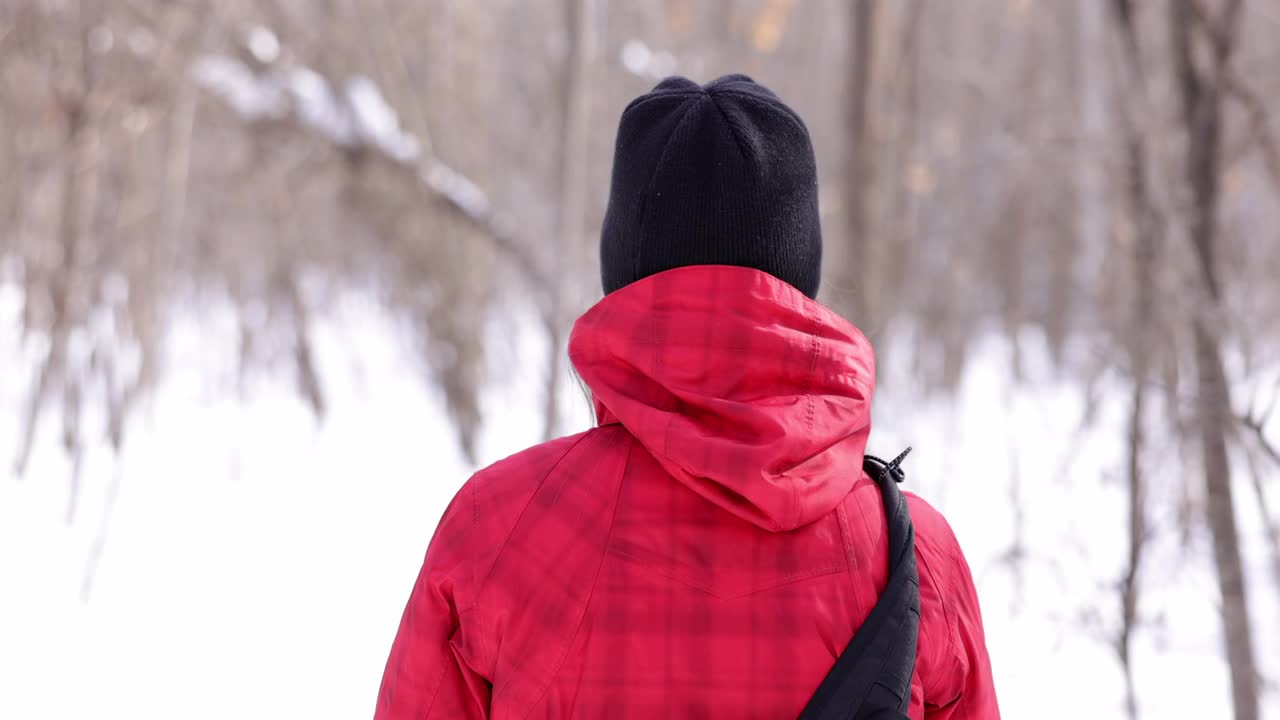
[[375, 75, 999, 719]]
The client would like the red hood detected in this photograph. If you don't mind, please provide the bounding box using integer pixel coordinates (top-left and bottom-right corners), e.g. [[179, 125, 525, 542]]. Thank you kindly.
[[568, 265, 875, 532]]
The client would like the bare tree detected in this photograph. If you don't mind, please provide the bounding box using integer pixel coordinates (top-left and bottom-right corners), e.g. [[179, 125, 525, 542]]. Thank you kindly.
[[13, 2, 98, 480], [1108, 3, 1162, 716], [1170, 1, 1260, 718], [834, 0, 879, 327], [543, 0, 596, 442]]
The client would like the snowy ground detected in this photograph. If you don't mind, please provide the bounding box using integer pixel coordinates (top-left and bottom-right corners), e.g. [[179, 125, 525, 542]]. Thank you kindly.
[[1, 289, 1276, 719]]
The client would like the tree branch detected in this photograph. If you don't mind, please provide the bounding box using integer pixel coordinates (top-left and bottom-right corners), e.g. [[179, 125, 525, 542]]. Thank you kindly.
[[1238, 423, 1280, 594], [1221, 67, 1280, 198], [194, 48, 557, 308], [1239, 412, 1280, 467]]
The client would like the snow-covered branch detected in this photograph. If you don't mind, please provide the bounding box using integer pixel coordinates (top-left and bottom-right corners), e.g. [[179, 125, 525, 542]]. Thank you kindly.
[[193, 35, 553, 301]]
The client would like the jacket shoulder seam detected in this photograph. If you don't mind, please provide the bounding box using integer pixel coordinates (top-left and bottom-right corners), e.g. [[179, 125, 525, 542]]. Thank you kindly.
[[473, 431, 597, 598], [518, 433, 635, 720], [463, 432, 601, 680]]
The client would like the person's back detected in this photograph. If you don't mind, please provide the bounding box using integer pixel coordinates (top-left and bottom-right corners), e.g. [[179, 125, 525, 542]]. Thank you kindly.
[[376, 75, 998, 719]]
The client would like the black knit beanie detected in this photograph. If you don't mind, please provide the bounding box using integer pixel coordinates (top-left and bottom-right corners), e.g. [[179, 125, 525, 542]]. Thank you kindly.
[[600, 74, 822, 298]]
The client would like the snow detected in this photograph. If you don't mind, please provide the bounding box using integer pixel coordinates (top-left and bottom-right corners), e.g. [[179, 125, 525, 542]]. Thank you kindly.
[[247, 27, 280, 65], [620, 39, 677, 81], [192, 56, 289, 120], [346, 76, 420, 162], [194, 55, 421, 163], [0, 289, 1277, 719], [421, 162, 492, 221], [620, 40, 653, 76]]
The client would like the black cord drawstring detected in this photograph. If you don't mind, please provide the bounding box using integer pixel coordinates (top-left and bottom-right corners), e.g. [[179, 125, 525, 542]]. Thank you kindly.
[[864, 446, 912, 484], [885, 446, 912, 477]]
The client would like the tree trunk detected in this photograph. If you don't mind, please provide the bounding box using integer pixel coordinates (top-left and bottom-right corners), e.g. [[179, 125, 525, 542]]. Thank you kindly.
[[1170, 2, 1259, 718], [838, 0, 878, 325], [15, 7, 99, 479], [1108, 5, 1156, 716], [544, 0, 595, 441], [1119, 123, 1154, 720], [1192, 321, 1258, 720]]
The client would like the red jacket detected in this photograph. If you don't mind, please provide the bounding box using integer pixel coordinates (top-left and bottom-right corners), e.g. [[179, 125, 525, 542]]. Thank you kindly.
[[376, 266, 999, 719]]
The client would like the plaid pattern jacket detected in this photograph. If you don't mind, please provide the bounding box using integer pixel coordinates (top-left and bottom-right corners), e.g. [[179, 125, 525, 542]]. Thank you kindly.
[[375, 266, 999, 719]]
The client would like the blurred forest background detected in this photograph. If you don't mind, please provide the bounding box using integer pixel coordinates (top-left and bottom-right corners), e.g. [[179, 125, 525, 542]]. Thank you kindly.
[[2, 1, 1280, 719]]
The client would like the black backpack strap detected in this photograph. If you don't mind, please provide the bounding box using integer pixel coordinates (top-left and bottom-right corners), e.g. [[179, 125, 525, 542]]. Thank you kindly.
[[798, 448, 921, 720]]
